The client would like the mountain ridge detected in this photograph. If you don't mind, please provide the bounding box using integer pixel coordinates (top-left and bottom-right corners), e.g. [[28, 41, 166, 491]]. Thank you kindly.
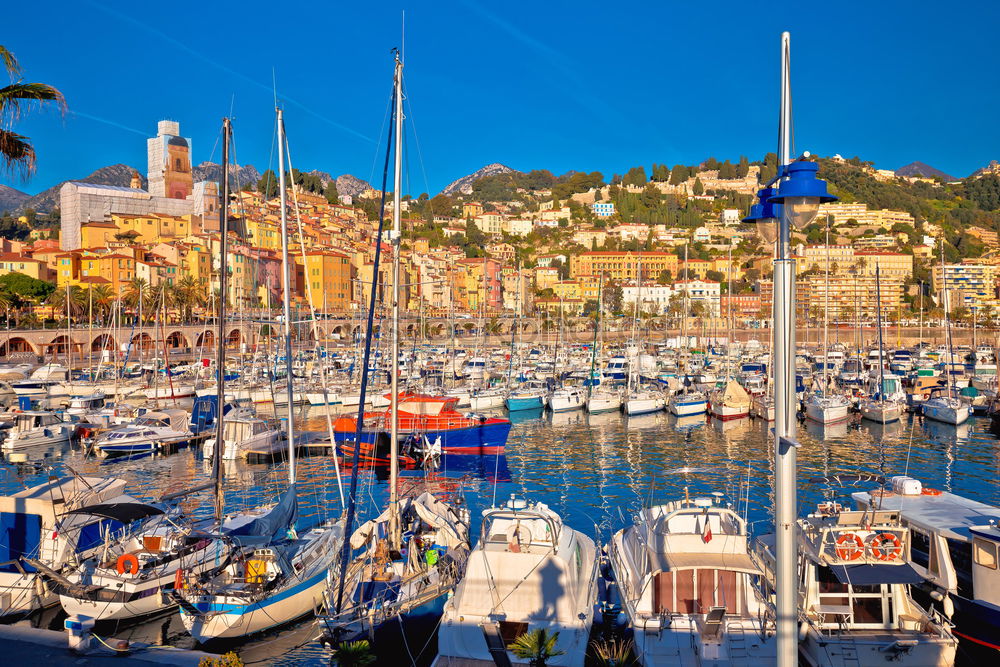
[[441, 163, 516, 196]]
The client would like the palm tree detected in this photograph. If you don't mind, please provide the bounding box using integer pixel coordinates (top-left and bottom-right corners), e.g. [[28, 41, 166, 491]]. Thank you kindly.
[[88, 284, 114, 324], [176, 275, 206, 322], [0, 46, 67, 180], [122, 277, 149, 320], [47, 285, 86, 320], [329, 640, 376, 667], [508, 629, 564, 667]]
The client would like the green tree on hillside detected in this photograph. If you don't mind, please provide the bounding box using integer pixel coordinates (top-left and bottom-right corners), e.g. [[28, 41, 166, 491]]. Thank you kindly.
[[324, 180, 339, 204], [622, 166, 647, 187], [258, 170, 278, 198], [669, 165, 688, 185]]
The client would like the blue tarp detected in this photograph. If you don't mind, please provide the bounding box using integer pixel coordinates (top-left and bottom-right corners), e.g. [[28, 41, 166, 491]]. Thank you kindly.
[[0, 511, 40, 572], [223, 485, 298, 545]]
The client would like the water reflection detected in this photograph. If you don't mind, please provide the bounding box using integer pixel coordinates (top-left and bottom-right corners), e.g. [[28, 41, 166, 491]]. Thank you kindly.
[[1, 407, 998, 664]]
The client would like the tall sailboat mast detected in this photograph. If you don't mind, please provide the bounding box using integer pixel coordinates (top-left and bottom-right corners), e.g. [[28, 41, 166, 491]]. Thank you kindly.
[[277, 108, 296, 484], [388, 51, 404, 549], [212, 117, 232, 522]]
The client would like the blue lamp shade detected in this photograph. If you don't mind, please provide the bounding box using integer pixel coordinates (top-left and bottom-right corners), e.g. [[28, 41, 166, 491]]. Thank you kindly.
[[767, 161, 837, 229], [768, 161, 837, 204], [743, 187, 781, 243], [743, 187, 782, 223]]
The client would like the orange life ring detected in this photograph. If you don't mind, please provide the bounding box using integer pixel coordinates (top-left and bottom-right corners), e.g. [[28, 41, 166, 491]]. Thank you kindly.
[[921, 487, 943, 496], [868, 532, 902, 561], [174, 568, 185, 590], [116, 553, 140, 576], [835, 533, 864, 561]]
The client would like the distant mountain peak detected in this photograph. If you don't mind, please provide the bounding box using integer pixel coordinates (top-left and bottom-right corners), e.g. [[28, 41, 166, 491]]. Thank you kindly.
[[895, 161, 955, 181], [441, 163, 516, 196], [193, 161, 260, 189], [0, 185, 31, 213]]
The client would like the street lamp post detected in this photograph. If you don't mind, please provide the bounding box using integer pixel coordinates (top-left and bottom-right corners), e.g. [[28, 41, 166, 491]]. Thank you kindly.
[[742, 32, 837, 667]]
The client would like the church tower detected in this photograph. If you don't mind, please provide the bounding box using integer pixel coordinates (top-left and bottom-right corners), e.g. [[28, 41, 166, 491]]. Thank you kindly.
[[147, 120, 193, 200], [130, 169, 142, 190]]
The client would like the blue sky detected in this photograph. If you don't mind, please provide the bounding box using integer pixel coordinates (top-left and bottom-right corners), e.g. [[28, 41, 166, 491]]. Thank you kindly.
[[2, 1, 998, 196]]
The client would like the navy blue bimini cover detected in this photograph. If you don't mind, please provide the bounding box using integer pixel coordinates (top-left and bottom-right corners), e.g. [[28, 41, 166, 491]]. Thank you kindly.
[[830, 563, 924, 586]]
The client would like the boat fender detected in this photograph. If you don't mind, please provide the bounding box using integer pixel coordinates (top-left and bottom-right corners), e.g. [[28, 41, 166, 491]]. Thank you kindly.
[[921, 487, 942, 496], [174, 568, 185, 590], [868, 533, 902, 561], [117, 553, 140, 576], [835, 533, 864, 561]]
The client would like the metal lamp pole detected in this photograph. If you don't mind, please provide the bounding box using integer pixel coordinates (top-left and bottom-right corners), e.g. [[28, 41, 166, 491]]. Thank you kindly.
[[743, 32, 837, 667], [772, 31, 798, 667]]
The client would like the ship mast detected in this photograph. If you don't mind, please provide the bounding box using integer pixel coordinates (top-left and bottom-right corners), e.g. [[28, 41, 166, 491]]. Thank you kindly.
[[388, 51, 404, 549]]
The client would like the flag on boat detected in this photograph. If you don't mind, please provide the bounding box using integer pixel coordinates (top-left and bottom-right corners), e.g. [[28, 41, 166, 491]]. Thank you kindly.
[[702, 518, 713, 543]]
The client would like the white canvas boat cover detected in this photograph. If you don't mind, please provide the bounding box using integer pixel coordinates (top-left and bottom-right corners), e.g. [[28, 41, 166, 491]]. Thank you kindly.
[[722, 380, 751, 406], [350, 492, 463, 549]]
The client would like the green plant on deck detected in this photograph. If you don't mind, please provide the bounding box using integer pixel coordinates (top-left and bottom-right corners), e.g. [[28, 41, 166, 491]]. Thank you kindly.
[[198, 652, 243, 667], [589, 637, 637, 666], [331, 640, 376, 667], [508, 628, 565, 667]]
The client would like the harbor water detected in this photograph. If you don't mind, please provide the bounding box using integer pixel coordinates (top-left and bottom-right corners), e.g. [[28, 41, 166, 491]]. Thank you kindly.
[[2, 405, 997, 664]]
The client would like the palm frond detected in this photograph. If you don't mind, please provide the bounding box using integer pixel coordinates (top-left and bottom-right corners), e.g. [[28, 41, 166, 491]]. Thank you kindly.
[[0, 128, 36, 179], [0, 47, 20, 79], [0, 82, 67, 121]]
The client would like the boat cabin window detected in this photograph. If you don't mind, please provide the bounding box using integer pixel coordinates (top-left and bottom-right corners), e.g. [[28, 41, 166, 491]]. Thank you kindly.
[[946, 538, 974, 598], [654, 569, 741, 616], [909, 527, 936, 573], [815, 566, 887, 625], [973, 537, 998, 570]]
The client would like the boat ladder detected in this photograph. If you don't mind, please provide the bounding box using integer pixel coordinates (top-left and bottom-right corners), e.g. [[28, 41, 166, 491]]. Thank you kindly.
[[838, 629, 862, 667], [481, 622, 513, 667], [726, 621, 749, 661]]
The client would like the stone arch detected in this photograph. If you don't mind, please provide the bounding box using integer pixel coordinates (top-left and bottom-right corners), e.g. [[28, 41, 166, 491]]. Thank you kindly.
[[352, 325, 362, 337], [0, 336, 37, 356], [332, 325, 344, 338], [226, 329, 242, 347], [428, 323, 445, 338], [165, 331, 189, 348], [405, 323, 417, 337], [522, 321, 539, 334], [91, 333, 116, 353], [196, 330, 216, 349], [131, 332, 154, 351]]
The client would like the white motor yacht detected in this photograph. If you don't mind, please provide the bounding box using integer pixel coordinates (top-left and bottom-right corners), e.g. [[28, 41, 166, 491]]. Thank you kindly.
[[756, 502, 958, 666], [433, 496, 598, 667], [609, 494, 776, 666], [1, 411, 76, 450], [92, 408, 191, 457]]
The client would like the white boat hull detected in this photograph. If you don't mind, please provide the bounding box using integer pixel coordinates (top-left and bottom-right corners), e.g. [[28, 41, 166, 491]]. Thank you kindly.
[[625, 396, 665, 415], [804, 398, 850, 424], [181, 568, 329, 642]]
